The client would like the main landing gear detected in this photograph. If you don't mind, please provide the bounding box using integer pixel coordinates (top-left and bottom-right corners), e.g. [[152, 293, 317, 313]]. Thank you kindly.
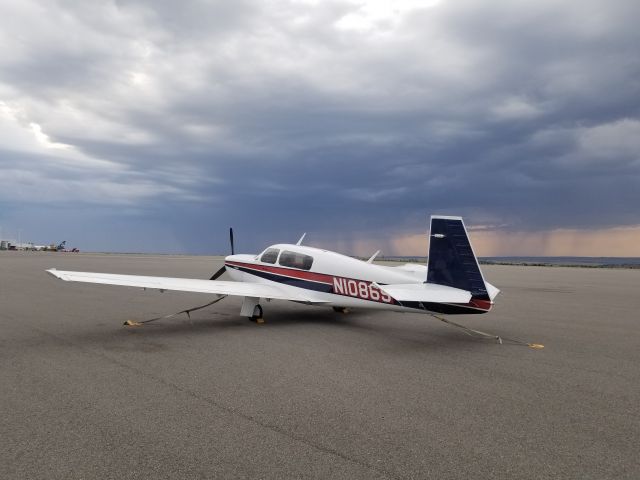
[[241, 296, 264, 324], [332, 306, 350, 314], [250, 304, 264, 324]]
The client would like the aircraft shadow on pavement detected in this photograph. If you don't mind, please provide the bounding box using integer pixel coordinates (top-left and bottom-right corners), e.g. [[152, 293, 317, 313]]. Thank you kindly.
[[32, 307, 499, 352], [110, 307, 495, 351]]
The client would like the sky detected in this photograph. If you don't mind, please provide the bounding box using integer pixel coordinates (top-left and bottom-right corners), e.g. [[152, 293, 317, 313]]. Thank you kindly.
[[1, 0, 639, 256]]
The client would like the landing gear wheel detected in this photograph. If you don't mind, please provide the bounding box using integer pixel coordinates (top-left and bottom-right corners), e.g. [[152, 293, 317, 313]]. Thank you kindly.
[[250, 304, 264, 324]]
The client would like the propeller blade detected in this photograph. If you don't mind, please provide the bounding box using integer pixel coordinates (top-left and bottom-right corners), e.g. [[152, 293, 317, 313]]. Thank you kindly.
[[209, 227, 234, 280], [209, 265, 226, 280], [209, 227, 235, 280]]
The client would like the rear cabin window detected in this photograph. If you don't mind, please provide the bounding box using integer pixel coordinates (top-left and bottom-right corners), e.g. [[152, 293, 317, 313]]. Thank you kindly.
[[279, 251, 314, 270], [260, 248, 280, 264]]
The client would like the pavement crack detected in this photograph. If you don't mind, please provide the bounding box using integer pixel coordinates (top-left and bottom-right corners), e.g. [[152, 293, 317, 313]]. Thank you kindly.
[[30, 325, 400, 480]]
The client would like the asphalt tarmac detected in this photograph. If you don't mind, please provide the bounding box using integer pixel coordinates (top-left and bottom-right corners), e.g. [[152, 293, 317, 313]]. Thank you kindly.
[[1, 252, 639, 479]]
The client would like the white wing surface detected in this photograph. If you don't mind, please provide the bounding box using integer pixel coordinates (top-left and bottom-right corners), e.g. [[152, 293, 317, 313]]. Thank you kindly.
[[46, 269, 320, 303], [377, 282, 472, 303]]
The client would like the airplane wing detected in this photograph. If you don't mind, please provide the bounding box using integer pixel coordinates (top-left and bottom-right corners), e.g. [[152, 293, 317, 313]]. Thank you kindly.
[[46, 269, 323, 303], [376, 282, 472, 303]]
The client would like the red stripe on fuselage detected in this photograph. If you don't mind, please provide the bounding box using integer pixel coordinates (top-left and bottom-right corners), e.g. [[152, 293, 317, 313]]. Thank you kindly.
[[225, 260, 395, 304], [226, 260, 491, 312], [225, 261, 334, 284]]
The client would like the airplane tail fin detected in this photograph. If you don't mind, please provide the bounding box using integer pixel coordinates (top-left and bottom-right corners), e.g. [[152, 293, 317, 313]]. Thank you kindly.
[[426, 216, 499, 305]]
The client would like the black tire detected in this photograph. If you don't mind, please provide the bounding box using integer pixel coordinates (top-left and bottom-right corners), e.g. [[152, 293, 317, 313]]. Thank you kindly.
[[249, 304, 263, 321]]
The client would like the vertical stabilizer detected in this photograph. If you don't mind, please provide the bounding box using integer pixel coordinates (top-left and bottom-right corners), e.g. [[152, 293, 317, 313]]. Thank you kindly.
[[426, 216, 490, 301]]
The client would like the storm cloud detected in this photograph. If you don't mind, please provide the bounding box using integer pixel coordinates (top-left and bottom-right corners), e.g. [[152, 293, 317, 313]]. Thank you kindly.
[[1, 0, 639, 255]]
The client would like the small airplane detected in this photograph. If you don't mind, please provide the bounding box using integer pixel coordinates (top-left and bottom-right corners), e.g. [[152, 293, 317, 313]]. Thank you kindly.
[[47, 216, 500, 325]]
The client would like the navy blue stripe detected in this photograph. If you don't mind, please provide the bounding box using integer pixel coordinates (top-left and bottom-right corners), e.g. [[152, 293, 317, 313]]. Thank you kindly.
[[231, 265, 333, 293], [233, 264, 487, 315], [398, 301, 488, 315]]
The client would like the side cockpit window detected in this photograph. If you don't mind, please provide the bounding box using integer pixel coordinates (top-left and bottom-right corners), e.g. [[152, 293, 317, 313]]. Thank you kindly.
[[260, 248, 280, 264], [279, 251, 314, 270]]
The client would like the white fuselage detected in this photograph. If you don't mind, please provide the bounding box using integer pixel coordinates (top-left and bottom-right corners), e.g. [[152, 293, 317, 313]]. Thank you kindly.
[[46, 215, 497, 319], [224, 244, 434, 313], [47, 216, 499, 318]]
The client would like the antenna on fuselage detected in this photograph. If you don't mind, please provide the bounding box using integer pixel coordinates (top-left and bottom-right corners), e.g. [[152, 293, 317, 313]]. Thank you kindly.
[[366, 250, 381, 263], [296, 233, 306, 246]]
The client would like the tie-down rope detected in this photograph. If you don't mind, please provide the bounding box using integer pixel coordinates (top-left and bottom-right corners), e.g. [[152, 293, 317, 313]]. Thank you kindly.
[[124, 295, 228, 326], [428, 313, 544, 349]]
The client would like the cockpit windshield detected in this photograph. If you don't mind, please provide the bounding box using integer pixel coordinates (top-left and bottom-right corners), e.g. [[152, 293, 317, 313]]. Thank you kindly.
[[260, 248, 280, 264]]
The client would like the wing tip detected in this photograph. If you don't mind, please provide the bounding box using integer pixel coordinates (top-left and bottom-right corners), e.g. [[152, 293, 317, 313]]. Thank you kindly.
[[46, 268, 64, 280]]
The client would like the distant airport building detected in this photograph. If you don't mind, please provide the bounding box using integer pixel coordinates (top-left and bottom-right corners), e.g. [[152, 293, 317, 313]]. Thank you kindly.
[[0, 239, 70, 251], [0, 241, 37, 251]]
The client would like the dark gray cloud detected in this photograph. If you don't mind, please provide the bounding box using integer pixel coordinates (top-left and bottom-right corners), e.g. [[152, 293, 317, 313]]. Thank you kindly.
[[1, 0, 639, 254]]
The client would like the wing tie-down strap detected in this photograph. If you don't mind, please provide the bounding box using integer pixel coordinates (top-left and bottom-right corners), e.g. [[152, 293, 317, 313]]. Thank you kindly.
[[124, 295, 228, 326], [428, 313, 544, 349]]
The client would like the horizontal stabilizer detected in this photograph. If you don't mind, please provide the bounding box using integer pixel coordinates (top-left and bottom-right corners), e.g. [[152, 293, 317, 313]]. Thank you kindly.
[[392, 263, 428, 273], [485, 281, 500, 301], [376, 282, 472, 303]]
